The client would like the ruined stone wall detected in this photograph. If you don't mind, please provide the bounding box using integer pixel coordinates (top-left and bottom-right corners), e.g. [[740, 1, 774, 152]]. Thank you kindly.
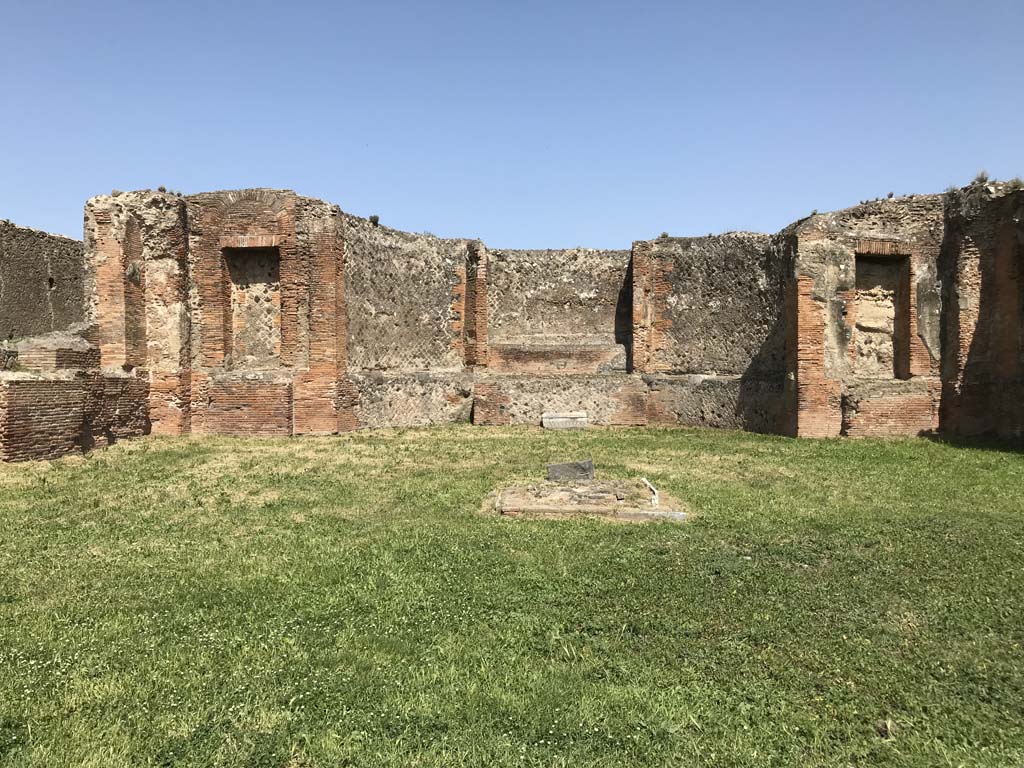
[[80, 189, 350, 440], [471, 234, 792, 431], [0, 372, 148, 462], [940, 182, 1024, 437], [343, 215, 469, 372], [342, 214, 482, 427], [631, 233, 791, 432], [0, 221, 85, 340], [789, 195, 946, 437], [486, 249, 630, 374], [7, 180, 1023, 461], [472, 374, 648, 426], [83, 190, 189, 432]]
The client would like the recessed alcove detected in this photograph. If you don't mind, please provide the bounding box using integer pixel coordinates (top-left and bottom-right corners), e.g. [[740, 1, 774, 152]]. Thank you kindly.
[[224, 247, 282, 370], [852, 255, 911, 380]]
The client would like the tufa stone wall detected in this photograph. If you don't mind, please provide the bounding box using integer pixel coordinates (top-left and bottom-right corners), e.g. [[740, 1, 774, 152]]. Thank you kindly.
[[0, 221, 85, 341], [343, 215, 470, 373], [631, 233, 791, 433], [471, 374, 648, 426], [486, 249, 631, 374], [350, 371, 474, 428], [341, 214, 483, 428], [3, 179, 1022, 461]]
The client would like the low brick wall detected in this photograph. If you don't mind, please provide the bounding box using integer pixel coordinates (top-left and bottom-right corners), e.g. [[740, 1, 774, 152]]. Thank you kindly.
[[841, 378, 941, 437], [200, 377, 294, 437], [0, 373, 148, 461]]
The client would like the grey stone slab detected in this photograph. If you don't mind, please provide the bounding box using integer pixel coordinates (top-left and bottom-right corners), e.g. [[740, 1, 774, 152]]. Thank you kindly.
[[547, 459, 595, 482]]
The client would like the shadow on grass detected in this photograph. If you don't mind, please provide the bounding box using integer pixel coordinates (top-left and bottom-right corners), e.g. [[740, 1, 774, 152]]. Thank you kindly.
[[921, 430, 1024, 454]]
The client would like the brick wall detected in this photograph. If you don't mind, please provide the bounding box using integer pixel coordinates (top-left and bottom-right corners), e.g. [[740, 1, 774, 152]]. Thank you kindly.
[[79, 189, 351, 442], [293, 196, 349, 434], [940, 183, 1024, 437], [202, 377, 293, 437], [0, 374, 148, 462], [793, 271, 843, 437], [789, 196, 946, 437], [471, 381, 511, 426], [841, 379, 941, 438]]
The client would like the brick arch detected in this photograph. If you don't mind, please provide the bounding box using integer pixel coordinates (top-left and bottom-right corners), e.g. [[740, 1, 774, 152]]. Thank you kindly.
[[211, 189, 292, 218]]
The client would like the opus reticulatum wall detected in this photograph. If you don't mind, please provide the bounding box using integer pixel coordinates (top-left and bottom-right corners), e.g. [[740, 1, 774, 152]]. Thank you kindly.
[[1, 178, 1021, 460]]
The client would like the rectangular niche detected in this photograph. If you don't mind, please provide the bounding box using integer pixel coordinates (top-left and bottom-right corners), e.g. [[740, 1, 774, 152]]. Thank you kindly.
[[224, 247, 282, 370], [852, 255, 911, 380]]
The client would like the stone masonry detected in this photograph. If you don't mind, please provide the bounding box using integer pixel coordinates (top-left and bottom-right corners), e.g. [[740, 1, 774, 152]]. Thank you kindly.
[[1, 179, 1021, 460], [1, 220, 85, 341]]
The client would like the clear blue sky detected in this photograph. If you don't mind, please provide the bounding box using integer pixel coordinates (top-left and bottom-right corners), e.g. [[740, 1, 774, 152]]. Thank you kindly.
[[2, 0, 1022, 247]]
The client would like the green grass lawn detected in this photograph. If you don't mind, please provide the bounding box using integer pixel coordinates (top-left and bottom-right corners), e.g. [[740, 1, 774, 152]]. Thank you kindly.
[[1, 426, 1023, 767]]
